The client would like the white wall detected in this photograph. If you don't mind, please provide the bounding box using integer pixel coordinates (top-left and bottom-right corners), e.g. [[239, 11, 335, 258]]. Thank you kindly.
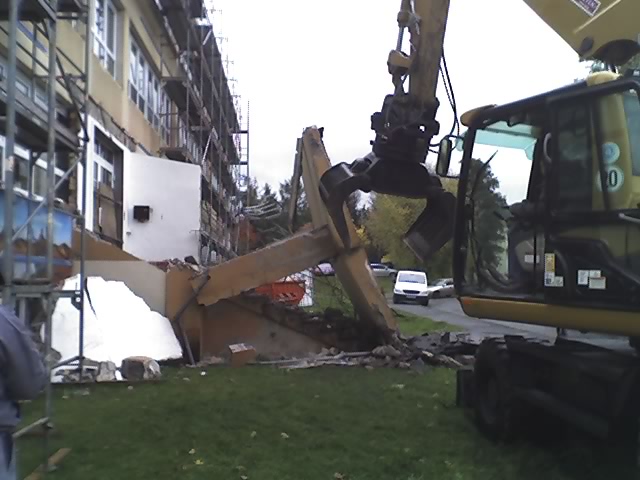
[[72, 260, 167, 315], [123, 153, 201, 262]]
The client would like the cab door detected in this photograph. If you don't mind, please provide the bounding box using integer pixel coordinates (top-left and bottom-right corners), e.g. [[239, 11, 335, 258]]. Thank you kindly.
[[544, 77, 640, 310]]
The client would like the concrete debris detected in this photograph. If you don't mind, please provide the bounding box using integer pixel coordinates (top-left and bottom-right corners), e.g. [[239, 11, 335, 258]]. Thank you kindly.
[[372, 345, 402, 359], [121, 356, 162, 381], [229, 343, 257, 367], [258, 331, 480, 371], [151, 258, 204, 273], [196, 355, 227, 367], [408, 331, 487, 357], [96, 361, 118, 382], [58, 368, 98, 383]]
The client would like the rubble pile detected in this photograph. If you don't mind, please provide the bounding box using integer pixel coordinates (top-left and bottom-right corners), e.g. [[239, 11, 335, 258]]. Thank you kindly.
[[269, 332, 480, 371], [55, 356, 163, 383], [197, 332, 483, 371], [150, 257, 204, 273], [48, 274, 182, 383]]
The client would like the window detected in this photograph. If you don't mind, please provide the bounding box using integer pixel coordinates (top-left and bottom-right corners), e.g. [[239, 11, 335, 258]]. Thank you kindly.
[[178, 116, 187, 147], [129, 37, 148, 111], [15, 78, 29, 96], [159, 89, 171, 144], [14, 157, 63, 198], [553, 101, 593, 212], [129, 36, 163, 131], [129, 41, 139, 102], [94, 0, 117, 78], [146, 70, 159, 127], [93, 130, 116, 190], [623, 92, 640, 176]]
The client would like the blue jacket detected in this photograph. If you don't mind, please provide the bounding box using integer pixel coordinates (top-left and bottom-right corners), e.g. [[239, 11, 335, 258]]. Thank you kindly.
[[0, 306, 47, 430]]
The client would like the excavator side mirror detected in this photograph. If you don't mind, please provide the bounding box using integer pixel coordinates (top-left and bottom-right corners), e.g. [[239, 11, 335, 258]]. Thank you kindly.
[[436, 138, 452, 176]]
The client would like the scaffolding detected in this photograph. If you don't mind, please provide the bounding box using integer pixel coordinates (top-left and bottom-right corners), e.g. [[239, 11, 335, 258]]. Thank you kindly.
[[2, 0, 90, 475], [156, 0, 248, 265]]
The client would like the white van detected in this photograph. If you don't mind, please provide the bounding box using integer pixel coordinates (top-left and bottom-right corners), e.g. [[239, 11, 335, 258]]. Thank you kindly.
[[392, 270, 430, 306]]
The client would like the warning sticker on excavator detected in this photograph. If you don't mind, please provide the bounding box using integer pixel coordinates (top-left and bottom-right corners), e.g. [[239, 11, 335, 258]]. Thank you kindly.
[[595, 166, 624, 193], [569, 0, 601, 16], [544, 253, 564, 288], [602, 142, 620, 165], [545, 253, 555, 274], [578, 269, 602, 286], [589, 276, 607, 290]]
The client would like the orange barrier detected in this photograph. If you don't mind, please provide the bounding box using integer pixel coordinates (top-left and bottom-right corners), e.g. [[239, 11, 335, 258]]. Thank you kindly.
[[255, 280, 306, 306]]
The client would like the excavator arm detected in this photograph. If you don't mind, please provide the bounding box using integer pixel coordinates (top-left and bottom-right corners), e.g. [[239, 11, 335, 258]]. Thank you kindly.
[[319, 0, 455, 262], [319, 0, 640, 262]]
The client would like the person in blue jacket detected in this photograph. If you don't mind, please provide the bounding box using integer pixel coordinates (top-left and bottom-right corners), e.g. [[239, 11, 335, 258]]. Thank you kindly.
[[0, 305, 47, 479]]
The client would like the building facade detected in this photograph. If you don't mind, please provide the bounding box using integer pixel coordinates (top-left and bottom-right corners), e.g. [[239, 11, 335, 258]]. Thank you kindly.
[[0, 0, 247, 264]]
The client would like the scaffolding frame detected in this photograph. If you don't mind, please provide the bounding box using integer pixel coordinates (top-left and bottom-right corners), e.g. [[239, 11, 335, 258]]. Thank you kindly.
[[2, 0, 90, 476], [156, 0, 247, 264]]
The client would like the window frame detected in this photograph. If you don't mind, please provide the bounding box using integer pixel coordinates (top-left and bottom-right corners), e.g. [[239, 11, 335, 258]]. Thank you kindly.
[[93, 0, 117, 78], [93, 133, 116, 190], [129, 35, 164, 134]]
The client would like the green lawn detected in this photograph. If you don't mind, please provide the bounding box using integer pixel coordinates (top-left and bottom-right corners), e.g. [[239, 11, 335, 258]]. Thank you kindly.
[[16, 275, 624, 479], [309, 275, 454, 337], [18, 366, 626, 480]]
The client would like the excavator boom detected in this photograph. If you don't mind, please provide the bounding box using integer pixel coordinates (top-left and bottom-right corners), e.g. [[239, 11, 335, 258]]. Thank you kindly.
[[525, 0, 640, 66]]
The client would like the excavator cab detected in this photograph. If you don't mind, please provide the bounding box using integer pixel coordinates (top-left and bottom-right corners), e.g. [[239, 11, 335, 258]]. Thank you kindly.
[[438, 71, 640, 335]]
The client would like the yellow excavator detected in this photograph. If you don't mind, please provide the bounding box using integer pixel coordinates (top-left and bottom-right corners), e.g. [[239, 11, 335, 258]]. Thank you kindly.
[[320, 0, 640, 453]]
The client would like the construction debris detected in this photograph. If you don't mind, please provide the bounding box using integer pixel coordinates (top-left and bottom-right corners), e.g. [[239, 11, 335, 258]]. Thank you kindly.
[[151, 258, 204, 273], [96, 361, 118, 382], [121, 356, 162, 381], [229, 343, 257, 367], [248, 331, 481, 371]]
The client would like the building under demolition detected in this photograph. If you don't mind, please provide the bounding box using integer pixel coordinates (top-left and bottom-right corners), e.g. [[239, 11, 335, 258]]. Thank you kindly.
[[0, 0, 249, 266]]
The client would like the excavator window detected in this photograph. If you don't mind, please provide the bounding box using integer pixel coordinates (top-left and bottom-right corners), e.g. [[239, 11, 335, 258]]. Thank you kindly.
[[459, 107, 545, 298], [622, 92, 640, 176]]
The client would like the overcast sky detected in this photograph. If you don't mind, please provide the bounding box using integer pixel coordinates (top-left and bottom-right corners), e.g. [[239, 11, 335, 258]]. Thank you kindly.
[[213, 0, 590, 192]]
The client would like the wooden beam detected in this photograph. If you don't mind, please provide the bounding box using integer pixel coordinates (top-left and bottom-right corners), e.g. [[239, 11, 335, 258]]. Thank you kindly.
[[24, 448, 72, 480]]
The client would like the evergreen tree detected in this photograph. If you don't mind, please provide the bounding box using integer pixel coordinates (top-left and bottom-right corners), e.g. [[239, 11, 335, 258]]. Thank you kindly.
[[466, 158, 508, 272]]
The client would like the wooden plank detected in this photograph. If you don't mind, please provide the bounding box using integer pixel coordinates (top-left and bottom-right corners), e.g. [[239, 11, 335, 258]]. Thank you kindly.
[[24, 448, 72, 480]]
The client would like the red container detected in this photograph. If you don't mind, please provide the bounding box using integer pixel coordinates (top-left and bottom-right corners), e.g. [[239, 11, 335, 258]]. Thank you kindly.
[[255, 280, 306, 306]]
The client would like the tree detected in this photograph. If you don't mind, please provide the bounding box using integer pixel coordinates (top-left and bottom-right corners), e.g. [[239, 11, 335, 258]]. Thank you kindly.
[[280, 178, 312, 230], [587, 54, 640, 75], [364, 159, 507, 279], [465, 158, 508, 273], [364, 177, 458, 278]]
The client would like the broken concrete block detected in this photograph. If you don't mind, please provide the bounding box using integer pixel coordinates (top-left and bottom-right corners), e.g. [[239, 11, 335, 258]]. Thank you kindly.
[[58, 367, 97, 383], [199, 355, 227, 366], [373, 345, 402, 359], [228, 343, 257, 367], [121, 356, 162, 381], [96, 361, 118, 382]]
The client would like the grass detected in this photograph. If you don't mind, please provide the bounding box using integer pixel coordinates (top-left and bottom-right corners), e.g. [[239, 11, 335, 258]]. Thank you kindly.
[[18, 367, 632, 480], [17, 275, 632, 479], [308, 275, 455, 337], [392, 309, 453, 337]]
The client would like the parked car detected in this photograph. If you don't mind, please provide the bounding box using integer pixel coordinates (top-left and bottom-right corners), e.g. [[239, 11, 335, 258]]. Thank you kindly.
[[427, 278, 455, 298], [392, 270, 429, 306], [370, 263, 398, 278]]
